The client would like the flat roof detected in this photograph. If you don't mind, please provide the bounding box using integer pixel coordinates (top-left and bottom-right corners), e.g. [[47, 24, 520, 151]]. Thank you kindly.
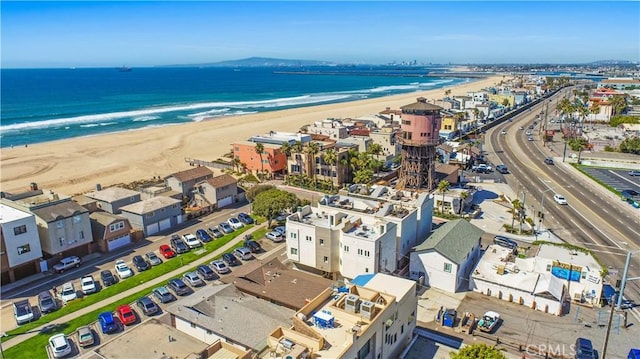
[[94, 318, 208, 359], [0, 203, 33, 223], [85, 187, 140, 203], [472, 244, 540, 293], [536, 244, 600, 269], [362, 273, 415, 303]]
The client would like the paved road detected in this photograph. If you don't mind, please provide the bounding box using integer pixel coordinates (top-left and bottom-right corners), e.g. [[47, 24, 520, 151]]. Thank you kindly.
[[1, 203, 260, 348], [484, 89, 640, 315]]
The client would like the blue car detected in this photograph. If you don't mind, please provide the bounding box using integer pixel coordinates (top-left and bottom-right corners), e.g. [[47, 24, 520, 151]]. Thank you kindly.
[[196, 229, 212, 243], [98, 312, 118, 334], [238, 212, 254, 224]]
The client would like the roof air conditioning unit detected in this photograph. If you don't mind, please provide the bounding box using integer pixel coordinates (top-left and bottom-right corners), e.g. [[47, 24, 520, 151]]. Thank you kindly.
[[345, 294, 361, 313], [281, 338, 295, 350], [360, 301, 375, 320]]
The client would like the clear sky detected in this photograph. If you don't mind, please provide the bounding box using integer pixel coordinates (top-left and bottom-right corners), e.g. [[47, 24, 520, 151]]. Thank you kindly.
[[1, 1, 638, 68]]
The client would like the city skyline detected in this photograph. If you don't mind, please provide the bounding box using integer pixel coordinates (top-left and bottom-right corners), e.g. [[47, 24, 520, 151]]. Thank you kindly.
[[1, 1, 639, 68]]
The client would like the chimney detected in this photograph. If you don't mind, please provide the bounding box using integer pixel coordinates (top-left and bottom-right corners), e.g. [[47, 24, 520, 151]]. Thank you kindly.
[[30, 182, 38, 191], [96, 184, 102, 191]]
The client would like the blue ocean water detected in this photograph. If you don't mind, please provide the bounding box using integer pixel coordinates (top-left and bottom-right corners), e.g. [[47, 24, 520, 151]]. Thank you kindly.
[[0, 67, 472, 147]]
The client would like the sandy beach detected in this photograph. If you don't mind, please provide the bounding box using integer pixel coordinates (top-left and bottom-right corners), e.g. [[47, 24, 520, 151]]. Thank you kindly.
[[0, 75, 503, 195]]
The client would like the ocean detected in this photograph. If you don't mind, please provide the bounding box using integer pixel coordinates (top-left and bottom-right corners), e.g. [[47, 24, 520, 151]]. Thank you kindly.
[[0, 66, 472, 147]]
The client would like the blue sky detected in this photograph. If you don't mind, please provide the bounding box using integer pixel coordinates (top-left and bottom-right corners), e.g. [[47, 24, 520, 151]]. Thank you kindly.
[[1, 1, 638, 68]]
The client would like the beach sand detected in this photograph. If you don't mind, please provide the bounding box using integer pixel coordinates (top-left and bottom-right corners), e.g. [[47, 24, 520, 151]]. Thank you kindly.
[[0, 75, 504, 195]]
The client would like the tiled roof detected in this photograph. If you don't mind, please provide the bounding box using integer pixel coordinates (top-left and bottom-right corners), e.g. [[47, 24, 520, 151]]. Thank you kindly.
[[166, 166, 213, 183], [205, 174, 237, 188], [413, 219, 483, 264], [119, 196, 180, 215], [31, 200, 88, 223], [435, 163, 460, 176], [220, 258, 332, 310]]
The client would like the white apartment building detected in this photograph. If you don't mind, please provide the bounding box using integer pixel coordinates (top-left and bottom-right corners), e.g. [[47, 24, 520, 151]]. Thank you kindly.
[[305, 119, 349, 140], [266, 273, 418, 359], [249, 131, 311, 146], [286, 185, 434, 279], [1, 204, 44, 283]]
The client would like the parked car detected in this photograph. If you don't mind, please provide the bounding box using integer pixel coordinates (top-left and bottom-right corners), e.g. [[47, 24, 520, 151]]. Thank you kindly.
[[60, 282, 77, 303], [500, 130, 506, 135], [227, 217, 244, 229], [100, 269, 118, 287], [81, 275, 97, 295], [152, 286, 176, 303], [132, 255, 151, 272], [274, 226, 286, 236], [196, 265, 216, 280], [525, 130, 532, 136], [77, 326, 94, 348], [544, 157, 554, 165], [182, 233, 202, 249], [98, 311, 118, 334], [145, 252, 162, 266], [495, 165, 509, 174], [208, 227, 224, 238], [245, 240, 261, 253], [266, 231, 284, 242], [53, 256, 81, 273], [13, 299, 34, 325], [219, 222, 234, 234], [234, 247, 253, 261], [159, 244, 176, 259], [478, 311, 500, 333], [136, 296, 160, 316], [238, 212, 254, 224], [575, 337, 596, 359], [116, 304, 136, 326], [196, 229, 212, 243], [629, 170, 640, 176], [222, 252, 240, 267], [115, 260, 133, 279], [210, 260, 230, 274], [48, 334, 72, 358], [38, 290, 58, 314], [183, 271, 205, 287], [472, 164, 493, 173], [170, 235, 189, 254], [553, 194, 568, 205], [167, 278, 190, 296], [493, 236, 518, 249]]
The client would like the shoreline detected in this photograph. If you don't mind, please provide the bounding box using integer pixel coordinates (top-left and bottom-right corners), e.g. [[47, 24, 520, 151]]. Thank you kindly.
[[0, 75, 503, 195]]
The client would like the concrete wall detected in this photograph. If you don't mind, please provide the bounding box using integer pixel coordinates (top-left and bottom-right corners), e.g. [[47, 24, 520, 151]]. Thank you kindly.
[[39, 212, 93, 255], [410, 251, 458, 293], [1, 213, 43, 267], [470, 277, 562, 315]]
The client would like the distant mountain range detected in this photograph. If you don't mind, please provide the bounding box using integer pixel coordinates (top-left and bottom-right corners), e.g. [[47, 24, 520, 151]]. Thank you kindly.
[[163, 57, 336, 68]]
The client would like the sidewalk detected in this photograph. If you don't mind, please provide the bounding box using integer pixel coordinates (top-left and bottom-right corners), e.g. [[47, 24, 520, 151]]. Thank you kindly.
[[1, 223, 267, 350]]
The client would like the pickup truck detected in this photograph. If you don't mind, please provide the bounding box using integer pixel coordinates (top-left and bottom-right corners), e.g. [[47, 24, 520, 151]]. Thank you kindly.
[[53, 256, 82, 273], [472, 164, 493, 173], [478, 311, 500, 333]]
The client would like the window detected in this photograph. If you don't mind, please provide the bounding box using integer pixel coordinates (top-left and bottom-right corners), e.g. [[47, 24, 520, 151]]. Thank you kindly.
[[305, 235, 312, 242], [444, 263, 452, 273], [319, 239, 324, 246], [582, 271, 587, 279], [17, 244, 31, 255], [206, 330, 212, 335], [13, 225, 27, 236], [172, 204, 178, 209], [365, 267, 369, 273], [146, 211, 154, 218], [323, 256, 328, 263], [79, 230, 85, 240], [358, 248, 363, 255], [365, 250, 370, 257], [58, 237, 66, 246], [57, 220, 64, 229], [109, 222, 125, 232], [343, 245, 349, 252], [401, 120, 411, 125], [130, 196, 136, 202], [190, 322, 196, 328], [73, 215, 82, 224], [290, 233, 297, 239], [290, 248, 298, 255], [546, 264, 551, 272]]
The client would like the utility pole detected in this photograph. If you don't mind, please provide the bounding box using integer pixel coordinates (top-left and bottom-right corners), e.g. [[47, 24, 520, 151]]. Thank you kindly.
[[602, 294, 616, 359]]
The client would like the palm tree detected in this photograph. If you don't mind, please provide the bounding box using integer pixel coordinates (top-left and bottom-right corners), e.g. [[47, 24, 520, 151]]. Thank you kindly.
[[510, 199, 522, 233], [306, 142, 320, 188], [292, 141, 303, 185], [254, 142, 265, 177], [323, 148, 338, 190], [444, 89, 452, 97], [232, 157, 241, 173], [454, 112, 466, 136], [340, 157, 350, 183], [437, 180, 450, 214], [280, 142, 292, 175], [459, 191, 469, 215], [609, 95, 627, 117], [568, 137, 589, 163], [501, 98, 510, 109]]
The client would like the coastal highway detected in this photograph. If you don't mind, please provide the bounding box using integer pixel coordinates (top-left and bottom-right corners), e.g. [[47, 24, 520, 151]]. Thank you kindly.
[[484, 90, 640, 310]]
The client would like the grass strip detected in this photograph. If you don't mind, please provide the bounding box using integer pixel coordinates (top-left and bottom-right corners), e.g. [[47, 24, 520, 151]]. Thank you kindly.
[[2, 224, 256, 356]]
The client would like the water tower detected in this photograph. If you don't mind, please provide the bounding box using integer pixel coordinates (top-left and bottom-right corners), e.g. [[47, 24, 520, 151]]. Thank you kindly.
[[397, 97, 442, 191]]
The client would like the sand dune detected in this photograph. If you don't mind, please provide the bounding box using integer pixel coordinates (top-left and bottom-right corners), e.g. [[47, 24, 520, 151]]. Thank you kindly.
[[0, 75, 503, 195]]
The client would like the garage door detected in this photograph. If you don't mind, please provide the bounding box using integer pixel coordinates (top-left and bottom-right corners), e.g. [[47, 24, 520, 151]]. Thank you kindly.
[[159, 218, 172, 231], [146, 222, 159, 235], [108, 234, 131, 251], [218, 196, 233, 208]]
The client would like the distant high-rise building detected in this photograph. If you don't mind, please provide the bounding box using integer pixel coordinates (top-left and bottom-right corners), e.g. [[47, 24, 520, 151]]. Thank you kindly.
[[397, 97, 442, 191]]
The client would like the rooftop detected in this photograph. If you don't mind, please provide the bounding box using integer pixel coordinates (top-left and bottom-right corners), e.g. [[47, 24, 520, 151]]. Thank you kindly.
[[204, 174, 237, 188], [3, 189, 70, 209], [89, 211, 127, 226], [412, 219, 483, 265], [119, 196, 181, 215], [0, 203, 33, 223], [166, 166, 213, 183], [85, 187, 141, 203], [248, 131, 311, 146], [472, 244, 541, 293], [400, 97, 443, 112], [536, 244, 600, 269], [30, 200, 88, 223]]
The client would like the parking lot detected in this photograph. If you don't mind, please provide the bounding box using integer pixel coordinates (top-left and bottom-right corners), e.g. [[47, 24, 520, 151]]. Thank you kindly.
[[580, 167, 640, 194]]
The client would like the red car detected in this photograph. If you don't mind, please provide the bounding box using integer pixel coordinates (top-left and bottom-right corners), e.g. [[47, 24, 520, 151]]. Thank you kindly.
[[159, 245, 176, 259], [115, 304, 136, 326]]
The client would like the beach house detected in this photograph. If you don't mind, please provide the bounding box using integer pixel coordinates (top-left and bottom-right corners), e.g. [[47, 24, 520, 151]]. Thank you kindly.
[[192, 174, 241, 210], [119, 196, 182, 236], [0, 204, 44, 283], [89, 211, 135, 252], [84, 186, 141, 214], [165, 166, 214, 201]]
